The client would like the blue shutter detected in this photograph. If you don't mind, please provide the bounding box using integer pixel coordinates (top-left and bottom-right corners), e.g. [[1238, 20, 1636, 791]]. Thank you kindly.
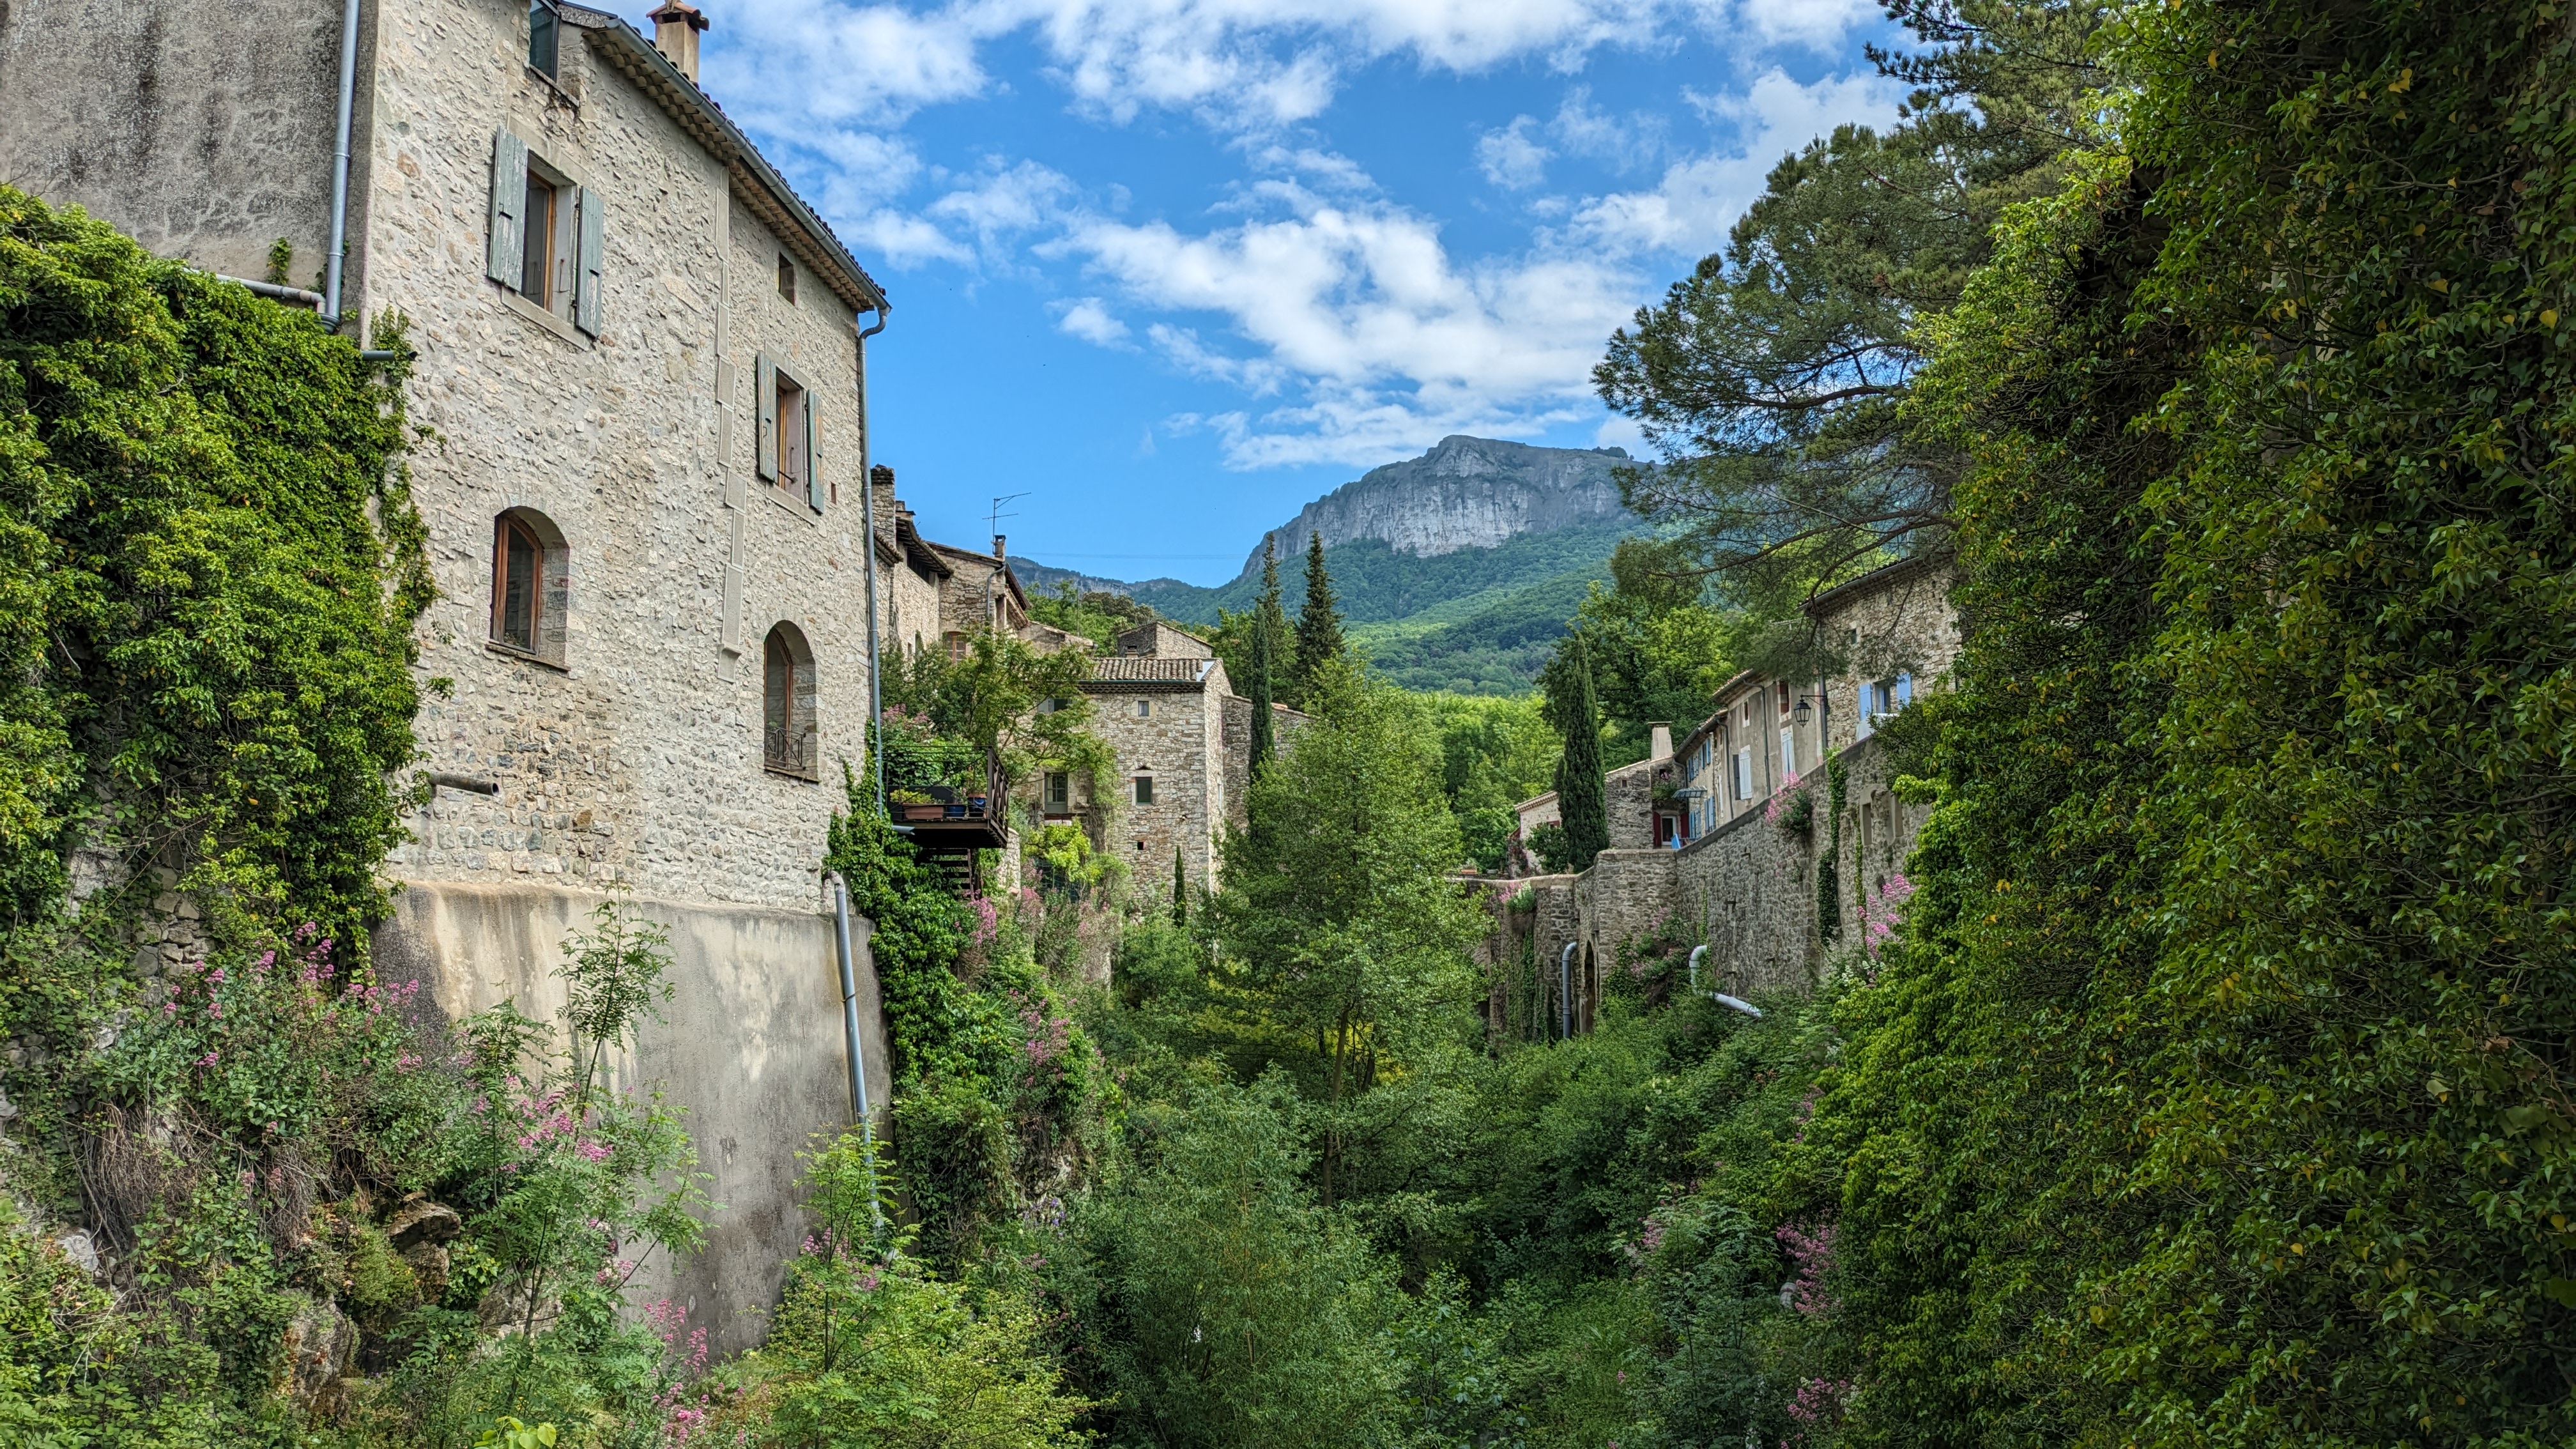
[[574, 186, 604, 336], [487, 132, 528, 286]]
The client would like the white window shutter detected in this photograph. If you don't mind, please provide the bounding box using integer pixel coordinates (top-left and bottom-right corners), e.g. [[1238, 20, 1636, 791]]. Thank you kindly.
[[804, 388, 823, 510], [574, 187, 604, 336], [755, 353, 777, 480], [487, 131, 528, 286]]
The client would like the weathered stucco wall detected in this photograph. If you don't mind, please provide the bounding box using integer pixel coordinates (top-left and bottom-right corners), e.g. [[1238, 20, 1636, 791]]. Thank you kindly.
[[374, 882, 890, 1357], [0, 0, 355, 284]]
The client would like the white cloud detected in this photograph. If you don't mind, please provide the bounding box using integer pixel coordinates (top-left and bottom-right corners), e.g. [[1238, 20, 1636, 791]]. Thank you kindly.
[[1060, 195, 1636, 466], [1476, 116, 1551, 190], [1055, 296, 1135, 345], [1594, 411, 1648, 453], [1731, 0, 1878, 51], [1575, 67, 1897, 254], [927, 160, 1078, 256]]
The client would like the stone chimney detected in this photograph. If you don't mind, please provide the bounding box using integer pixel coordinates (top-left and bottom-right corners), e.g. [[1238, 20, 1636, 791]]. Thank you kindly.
[[1648, 721, 1673, 761], [648, 0, 707, 82], [870, 464, 896, 542], [992, 534, 1007, 560]]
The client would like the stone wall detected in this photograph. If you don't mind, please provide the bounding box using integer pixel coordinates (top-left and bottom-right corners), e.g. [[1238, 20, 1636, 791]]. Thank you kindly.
[[1087, 681, 1223, 895], [366, 3, 875, 911], [1483, 732, 1920, 1013]]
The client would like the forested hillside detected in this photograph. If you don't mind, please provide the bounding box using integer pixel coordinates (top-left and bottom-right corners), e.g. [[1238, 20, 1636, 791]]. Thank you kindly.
[[1014, 438, 1639, 690], [6, 0, 2572, 1445]]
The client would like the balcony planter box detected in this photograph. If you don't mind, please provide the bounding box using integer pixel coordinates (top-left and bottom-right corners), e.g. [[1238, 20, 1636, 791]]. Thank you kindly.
[[900, 804, 947, 822]]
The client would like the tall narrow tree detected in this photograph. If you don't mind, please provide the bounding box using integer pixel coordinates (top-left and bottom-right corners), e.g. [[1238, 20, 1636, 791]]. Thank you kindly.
[[1172, 846, 1189, 926], [1540, 634, 1607, 871], [1255, 537, 1294, 709], [1291, 531, 1346, 701], [1246, 608, 1276, 776]]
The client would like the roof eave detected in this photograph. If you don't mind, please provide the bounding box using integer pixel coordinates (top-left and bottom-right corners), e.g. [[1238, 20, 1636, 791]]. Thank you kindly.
[[568, 11, 888, 314]]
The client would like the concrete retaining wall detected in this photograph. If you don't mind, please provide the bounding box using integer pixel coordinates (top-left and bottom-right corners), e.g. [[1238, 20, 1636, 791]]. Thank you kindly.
[[373, 881, 891, 1357]]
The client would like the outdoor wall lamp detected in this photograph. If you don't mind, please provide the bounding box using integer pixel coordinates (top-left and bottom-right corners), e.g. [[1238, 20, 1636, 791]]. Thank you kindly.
[[1792, 695, 1816, 726]]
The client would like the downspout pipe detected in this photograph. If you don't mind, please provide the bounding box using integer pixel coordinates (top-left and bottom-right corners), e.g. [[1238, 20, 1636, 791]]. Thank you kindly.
[[1559, 942, 1575, 1041], [856, 303, 890, 805], [323, 0, 363, 330], [831, 873, 873, 1130]]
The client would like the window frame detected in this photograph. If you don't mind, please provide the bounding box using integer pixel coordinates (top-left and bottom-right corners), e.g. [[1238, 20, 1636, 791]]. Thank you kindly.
[[526, 0, 562, 77], [1133, 774, 1155, 806], [762, 624, 820, 781], [486, 510, 569, 667], [492, 514, 542, 654]]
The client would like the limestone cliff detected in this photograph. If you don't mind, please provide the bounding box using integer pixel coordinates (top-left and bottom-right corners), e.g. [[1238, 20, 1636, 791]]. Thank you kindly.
[[1242, 435, 1635, 569]]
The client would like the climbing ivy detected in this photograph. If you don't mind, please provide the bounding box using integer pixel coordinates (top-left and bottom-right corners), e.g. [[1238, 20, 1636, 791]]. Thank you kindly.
[[0, 185, 429, 944]]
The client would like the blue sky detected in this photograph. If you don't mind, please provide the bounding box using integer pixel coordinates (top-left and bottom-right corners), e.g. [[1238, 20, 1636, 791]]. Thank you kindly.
[[699, 0, 1905, 585]]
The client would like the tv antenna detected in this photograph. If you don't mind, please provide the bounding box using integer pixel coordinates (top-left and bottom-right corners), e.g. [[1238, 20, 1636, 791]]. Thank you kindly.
[[988, 492, 1029, 541]]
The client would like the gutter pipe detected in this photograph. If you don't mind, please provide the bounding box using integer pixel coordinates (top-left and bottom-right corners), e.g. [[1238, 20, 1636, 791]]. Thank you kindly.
[[323, 0, 362, 329], [1559, 942, 1575, 1041], [856, 303, 890, 805], [1686, 942, 1762, 1018], [831, 874, 873, 1130]]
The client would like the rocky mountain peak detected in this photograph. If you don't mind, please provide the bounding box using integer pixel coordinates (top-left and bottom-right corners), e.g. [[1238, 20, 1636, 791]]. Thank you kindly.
[[1243, 436, 1637, 572]]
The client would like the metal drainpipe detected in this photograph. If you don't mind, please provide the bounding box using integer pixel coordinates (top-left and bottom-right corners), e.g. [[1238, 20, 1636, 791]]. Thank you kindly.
[[1559, 942, 1575, 1041], [323, 0, 363, 330], [831, 874, 873, 1130], [856, 303, 890, 804], [1689, 941, 1761, 1016]]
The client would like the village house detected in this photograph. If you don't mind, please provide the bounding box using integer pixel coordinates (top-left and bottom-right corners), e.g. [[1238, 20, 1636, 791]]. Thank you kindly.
[[1487, 556, 1958, 1034], [1056, 621, 1305, 905], [0, 0, 926, 1351]]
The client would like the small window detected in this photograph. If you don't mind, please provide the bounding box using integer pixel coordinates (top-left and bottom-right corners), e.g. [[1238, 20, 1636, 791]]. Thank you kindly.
[[527, 0, 560, 76], [487, 134, 601, 335], [1776, 680, 1791, 717], [489, 510, 569, 664], [763, 624, 818, 779], [1779, 727, 1797, 779], [778, 253, 797, 302], [1135, 699, 1152, 718], [495, 516, 539, 651], [1045, 771, 1070, 813], [775, 371, 809, 498], [1731, 749, 1751, 802], [1133, 775, 1154, 806]]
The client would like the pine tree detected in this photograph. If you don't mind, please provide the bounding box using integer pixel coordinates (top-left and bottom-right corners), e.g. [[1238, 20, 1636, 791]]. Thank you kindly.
[[1540, 634, 1607, 871], [1291, 531, 1345, 701]]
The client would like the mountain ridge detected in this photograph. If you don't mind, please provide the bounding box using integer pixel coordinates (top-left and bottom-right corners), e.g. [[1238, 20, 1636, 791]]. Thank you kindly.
[[1012, 435, 1647, 692]]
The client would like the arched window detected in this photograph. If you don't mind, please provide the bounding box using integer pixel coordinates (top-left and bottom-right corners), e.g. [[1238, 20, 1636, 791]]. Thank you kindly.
[[763, 623, 818, 779], [489, 509, 568, 666]]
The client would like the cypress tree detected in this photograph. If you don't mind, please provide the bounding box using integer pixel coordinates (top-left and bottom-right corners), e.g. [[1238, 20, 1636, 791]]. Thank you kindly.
[[1172, 846, 1188, 925], [1246, 604, 1275, 774], [1255, 537, 1294, 709], [1542, 634, 1607, 871], [1291, 530, 1344, 700]]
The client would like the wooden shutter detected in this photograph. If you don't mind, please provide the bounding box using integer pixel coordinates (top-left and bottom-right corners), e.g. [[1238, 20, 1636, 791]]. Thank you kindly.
[[755, 353, 777, 480], [487, 131, 528, 286], [804, 385, 822, 510], [574, 186, 604, 336]]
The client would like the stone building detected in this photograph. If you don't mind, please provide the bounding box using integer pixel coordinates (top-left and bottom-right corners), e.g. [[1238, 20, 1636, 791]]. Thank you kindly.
[[2, 0, 913, 1351], [1485, 557, 1959, 1031], [1065, 620, 1304, 901]]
